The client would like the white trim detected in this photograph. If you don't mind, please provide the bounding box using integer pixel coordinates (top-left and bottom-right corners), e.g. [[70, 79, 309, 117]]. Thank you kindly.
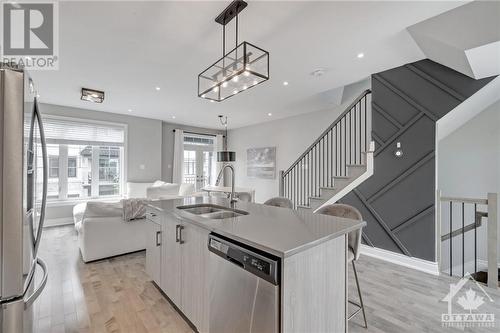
[[360, 244, 440, 276], [44, 217, 74, 228]]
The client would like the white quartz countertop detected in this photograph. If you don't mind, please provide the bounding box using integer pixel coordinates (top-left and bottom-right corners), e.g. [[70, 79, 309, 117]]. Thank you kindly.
[[147, 196, 365, 258]]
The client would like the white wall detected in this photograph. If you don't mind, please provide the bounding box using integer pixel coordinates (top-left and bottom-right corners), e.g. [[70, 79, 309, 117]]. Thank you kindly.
[[438, 99, 500, 272], [228, 103, 351, 203]]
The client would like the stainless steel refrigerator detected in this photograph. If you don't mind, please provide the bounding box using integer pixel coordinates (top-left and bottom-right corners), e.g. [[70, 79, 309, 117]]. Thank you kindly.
[[0, 64, 48, 332]]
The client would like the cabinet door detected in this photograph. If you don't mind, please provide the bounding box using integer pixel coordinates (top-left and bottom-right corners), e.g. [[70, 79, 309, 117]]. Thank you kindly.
[[180, 223, 210, 333], [145, 219, 162, 284], [161, 215, 182, 306]]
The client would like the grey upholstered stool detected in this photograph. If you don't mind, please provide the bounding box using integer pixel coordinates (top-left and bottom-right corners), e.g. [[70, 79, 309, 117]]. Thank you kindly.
[[263, 197, 294, 209], [316, 203, 368, 328]]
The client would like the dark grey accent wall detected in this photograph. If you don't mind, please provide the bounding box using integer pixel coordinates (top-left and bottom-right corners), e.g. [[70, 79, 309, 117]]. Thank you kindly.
[[340, 59, 495, 261]]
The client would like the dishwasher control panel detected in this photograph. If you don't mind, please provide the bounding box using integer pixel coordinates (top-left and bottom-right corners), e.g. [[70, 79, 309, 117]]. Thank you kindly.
[[208, 233, 280, 285]]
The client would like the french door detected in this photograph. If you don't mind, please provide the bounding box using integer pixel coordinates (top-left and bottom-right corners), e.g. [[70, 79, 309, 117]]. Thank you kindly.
[[183, 149, 214, 191]]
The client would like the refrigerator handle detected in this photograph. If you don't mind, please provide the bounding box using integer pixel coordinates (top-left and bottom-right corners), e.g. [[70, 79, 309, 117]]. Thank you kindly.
[[24, 257, 48, 309], [32, 98, 48, 258]]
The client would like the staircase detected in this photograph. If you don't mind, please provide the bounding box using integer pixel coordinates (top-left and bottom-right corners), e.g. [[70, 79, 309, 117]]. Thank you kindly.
[[279, 89, 375, 211]]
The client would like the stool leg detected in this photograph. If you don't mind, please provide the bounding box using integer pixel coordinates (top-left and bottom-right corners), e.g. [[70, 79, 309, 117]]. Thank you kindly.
[[352, 261, 368, 328]]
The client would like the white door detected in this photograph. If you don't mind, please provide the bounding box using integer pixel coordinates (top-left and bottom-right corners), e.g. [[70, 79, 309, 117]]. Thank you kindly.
[[183, 150, 214, 191]]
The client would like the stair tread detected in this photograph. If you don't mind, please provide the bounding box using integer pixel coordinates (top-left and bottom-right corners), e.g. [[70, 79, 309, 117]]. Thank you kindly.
[[296, 204, 311, 209], [346, 164, 366, 168], [334, 176, 350, 179], [310, 197, 324, 201]]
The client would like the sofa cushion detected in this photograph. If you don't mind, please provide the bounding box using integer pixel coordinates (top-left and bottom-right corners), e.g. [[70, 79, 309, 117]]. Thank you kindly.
[[126, 182, 153, 198], [152, 180, 166, 187], [147, 183, 181, 200], [84, 201, 122, 218], [73, 202, 87, 225], [179, 183, 195, 196]]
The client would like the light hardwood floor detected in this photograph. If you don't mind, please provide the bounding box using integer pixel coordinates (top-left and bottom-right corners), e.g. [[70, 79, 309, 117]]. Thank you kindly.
[[34, 225, 500, 333]]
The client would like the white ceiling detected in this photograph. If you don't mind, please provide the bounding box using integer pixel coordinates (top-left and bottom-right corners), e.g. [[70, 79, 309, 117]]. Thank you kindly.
[[31, 1, 467, 129]]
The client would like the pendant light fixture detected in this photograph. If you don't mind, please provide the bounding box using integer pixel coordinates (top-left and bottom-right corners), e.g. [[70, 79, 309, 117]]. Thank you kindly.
[[217, 115, 236, 162], [198, 0, 269, 102]]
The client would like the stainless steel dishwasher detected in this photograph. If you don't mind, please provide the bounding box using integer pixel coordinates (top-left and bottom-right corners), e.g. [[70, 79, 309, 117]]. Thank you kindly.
[[208, 233, 280, 333]]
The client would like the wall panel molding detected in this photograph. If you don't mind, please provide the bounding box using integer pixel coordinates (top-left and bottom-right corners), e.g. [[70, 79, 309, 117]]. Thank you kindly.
[[341, 59, 495, 261]]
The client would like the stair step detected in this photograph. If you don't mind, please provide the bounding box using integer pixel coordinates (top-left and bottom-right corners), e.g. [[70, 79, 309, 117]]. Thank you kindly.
[[296, 205, 311, 211], [346, 164, 367, 178], [320, 187, 337, 198], [333, 176, 351, 189], [309, 197, 326, 210]]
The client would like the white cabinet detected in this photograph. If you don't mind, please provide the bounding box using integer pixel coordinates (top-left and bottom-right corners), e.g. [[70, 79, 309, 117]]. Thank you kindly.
[[180, 223, 210, 333], [157, 213, 209, 333], [161, 214, 182, 306], [145, 212, 162, 285]]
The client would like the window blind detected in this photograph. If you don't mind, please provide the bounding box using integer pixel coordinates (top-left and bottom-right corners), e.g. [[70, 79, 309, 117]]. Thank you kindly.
[[27, 116, 125, 146]]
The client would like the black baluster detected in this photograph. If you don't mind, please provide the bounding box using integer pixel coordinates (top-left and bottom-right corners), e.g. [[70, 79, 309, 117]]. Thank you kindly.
[[474, 203, 477, 273], [450, 201, 453, 276], [462, 202, 465, 277]]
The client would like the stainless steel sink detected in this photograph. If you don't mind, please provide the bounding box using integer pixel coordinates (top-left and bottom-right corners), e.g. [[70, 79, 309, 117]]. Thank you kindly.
[[177, 204, 248, 220]]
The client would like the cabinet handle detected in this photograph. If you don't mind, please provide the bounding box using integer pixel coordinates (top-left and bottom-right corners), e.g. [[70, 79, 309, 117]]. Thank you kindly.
[[178, 225, 185, 244], [175, 224, 180, 243], [156, 231, 161, 246]]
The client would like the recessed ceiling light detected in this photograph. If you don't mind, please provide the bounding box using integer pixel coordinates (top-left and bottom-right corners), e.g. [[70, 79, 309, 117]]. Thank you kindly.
[[128, 109, 132, 112], [357, 53, 364, 59], [172, 116, 176, 119], [310, 68, 327, 77], [283, 81, 289, 86], [268, 113, 272, 116], [155, 86, 161, 91]]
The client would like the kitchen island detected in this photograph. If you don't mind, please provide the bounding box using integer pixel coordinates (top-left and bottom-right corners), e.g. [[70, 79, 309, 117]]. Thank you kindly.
[[145, 196, 365, 333]]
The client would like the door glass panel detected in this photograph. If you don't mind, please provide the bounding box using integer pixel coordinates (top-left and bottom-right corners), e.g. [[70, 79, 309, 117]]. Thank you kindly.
[[183, 150, 197, 186]]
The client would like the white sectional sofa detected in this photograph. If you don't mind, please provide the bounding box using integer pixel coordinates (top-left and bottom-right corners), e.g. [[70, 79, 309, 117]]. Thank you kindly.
[[74, 181, 199, 262]]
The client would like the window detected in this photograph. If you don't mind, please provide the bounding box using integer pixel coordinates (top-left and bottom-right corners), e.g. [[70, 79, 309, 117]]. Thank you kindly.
[[182, 133, 216, 190], [68, 157, 77, 178], [30, 116, 126, 202], [48, 156, 59, 178]]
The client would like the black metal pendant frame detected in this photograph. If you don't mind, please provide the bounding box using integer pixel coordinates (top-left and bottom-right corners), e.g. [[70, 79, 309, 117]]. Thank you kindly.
[[198, 0, 269, 102]]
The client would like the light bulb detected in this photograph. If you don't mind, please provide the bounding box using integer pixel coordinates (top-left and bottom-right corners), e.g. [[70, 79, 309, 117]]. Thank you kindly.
[[232, 75, 239, 83], [233, 89, 238, 94], [210, 100, 215, 103], [253, 80, 258, 85], [222, 81, 228, 88], [201, 94, 206, 98], [243, 71, 250, 77], [213, 86, 219, 92], [243, 85, 248, 90]]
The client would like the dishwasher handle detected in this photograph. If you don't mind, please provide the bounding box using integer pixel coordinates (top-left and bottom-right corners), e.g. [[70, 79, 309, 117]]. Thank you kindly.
[[227, 256, 244, 268]]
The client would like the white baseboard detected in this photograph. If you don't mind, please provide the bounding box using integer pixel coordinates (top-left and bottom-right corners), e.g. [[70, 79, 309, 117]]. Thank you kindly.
[[360, 244, 440, 276], [44, 217, 74, 228]]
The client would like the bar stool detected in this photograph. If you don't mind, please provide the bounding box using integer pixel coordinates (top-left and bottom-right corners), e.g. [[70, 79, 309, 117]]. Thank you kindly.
[[263, 197, 294, 209], [316, 203, 368, 328]]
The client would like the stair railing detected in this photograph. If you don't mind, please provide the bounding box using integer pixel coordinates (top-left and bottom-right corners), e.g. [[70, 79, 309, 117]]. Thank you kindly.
[[279, 89, 372, 208], [438, 190, 498, 289]]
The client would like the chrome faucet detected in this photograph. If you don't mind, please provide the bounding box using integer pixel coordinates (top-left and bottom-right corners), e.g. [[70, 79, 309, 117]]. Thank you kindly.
[[215, 164, 236, 206]]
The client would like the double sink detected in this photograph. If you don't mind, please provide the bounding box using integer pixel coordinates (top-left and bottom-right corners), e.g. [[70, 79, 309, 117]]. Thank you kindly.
[[177, 204, 249, 220]]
